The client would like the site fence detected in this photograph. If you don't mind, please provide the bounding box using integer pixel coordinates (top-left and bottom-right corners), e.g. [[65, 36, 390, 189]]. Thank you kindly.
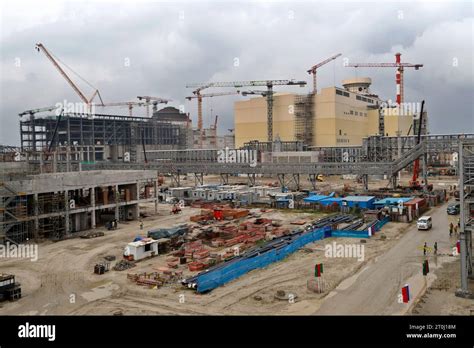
[[194, 217, 390, 292]]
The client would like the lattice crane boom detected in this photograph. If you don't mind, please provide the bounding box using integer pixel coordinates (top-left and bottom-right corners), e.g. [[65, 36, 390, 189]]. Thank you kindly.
[[35, 43, 103, 108], [307, 53, 342, 93], [346, 53, 423, 105], [187, 80, 306, 142]]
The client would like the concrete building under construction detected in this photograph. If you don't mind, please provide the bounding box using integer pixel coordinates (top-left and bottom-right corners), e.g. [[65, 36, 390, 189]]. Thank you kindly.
[[19, 106, 192, 163], [234, 77, 428, 148], [0, 170, 160, 244]]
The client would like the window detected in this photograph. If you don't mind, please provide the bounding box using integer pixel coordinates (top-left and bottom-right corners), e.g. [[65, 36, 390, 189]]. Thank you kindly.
[[144, 243, 151, 252], [343, 92, 350, 97], [336, 89, 343, 96], [355, 111, 359, 116], [350, 110, 354, 115], [339, 129, 342, 135]]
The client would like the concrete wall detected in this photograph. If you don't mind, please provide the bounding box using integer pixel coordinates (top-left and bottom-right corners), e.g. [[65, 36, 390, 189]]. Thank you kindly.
[[234, 81, 428, 148], [234, 94, 296, 147]]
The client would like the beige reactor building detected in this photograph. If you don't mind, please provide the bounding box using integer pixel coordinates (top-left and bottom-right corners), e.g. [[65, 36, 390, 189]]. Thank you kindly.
[[234, 77, 425, 148]]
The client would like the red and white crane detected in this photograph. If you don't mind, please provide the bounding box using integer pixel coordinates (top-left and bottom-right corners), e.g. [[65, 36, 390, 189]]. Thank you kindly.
[[307, 53, 342, 93], [346, 53, 423, 105]]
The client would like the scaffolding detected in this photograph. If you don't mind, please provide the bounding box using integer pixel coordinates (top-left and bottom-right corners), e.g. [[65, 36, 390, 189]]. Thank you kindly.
[[456, 140, 474, 298], [294, 94, 314, 146], [0, 181, 31, 243], [37, 192, 66, 240]]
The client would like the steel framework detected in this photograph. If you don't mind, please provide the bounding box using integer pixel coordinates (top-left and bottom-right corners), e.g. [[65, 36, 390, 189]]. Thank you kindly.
[[456, 140, 474, 298]]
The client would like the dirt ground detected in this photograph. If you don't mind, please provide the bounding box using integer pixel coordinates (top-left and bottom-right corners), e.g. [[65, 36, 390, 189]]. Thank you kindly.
[[0, 202, 410, 315], [0, 174, 465, 316], [411, 260, 474, 315]]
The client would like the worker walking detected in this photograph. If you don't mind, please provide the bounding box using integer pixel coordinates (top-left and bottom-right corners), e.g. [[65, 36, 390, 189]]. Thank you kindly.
[[434, 242, 438, 255], [140, 220, 144, 230], [449, 222, 454, 237], [423, 242, 427, 256], [454, 225, 458, 235]]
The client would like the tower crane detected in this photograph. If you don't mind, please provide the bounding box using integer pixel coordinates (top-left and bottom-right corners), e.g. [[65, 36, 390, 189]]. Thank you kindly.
[[19, 106, 59, 118], [346, 53, 423, 105], [35, 43, 104, 111], [185, 91, 240, 147], [187, 80, 306, 143], [136, 96, 171, 117], [185, 84, 218, 133], [307, 53, 342, 93]]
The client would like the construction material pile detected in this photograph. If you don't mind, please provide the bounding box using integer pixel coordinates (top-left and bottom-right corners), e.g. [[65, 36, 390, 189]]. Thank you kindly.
[[127, 269, 183, 288], [190, 207, 249, 222], [113, 260, 136, 271]]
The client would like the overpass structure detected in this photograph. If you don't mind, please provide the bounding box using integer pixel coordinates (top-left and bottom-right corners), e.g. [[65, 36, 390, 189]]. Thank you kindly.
[[82, 134, 471, 190]]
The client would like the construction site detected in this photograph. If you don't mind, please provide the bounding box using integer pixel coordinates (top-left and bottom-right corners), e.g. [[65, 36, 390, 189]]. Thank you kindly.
[[0, 43, 473, 317]]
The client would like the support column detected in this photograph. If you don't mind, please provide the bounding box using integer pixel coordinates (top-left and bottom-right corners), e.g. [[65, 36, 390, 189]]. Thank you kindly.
[[115, 184, 120, 221], [53, 151, 57, 173], [422, 153, 429, 191], [362, 174, 369, 191], [90, 187, 96, 229], [154, 178, 158, 214], [456, 142, 473, 298], [33, 193, 39, 240], [308, 174, 317, 191], [136, 181, 140, 219], [194, 173, 204, 187], [248, 173, 256, 187], [220, 173, 229, 185], [390, 175, 398, 190], [64, 190, 69, 234], [292, 174, 300, 191], [277, 174, 285, 191]]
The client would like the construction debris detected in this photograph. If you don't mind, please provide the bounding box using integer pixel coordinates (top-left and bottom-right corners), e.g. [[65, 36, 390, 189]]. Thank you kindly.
[[80, 231, 105, 239], [113, 260, 136, 271]]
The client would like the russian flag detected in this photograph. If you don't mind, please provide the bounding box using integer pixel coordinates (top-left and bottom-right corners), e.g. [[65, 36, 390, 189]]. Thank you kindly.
[[402, 284, 410, 303]]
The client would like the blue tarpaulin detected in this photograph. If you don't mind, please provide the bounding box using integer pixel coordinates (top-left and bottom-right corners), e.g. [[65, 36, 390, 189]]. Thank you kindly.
[[192, 216, 391, 293]]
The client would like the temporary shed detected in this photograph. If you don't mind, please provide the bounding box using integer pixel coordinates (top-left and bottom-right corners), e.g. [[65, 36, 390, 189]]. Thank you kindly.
[[318, 197, 343, 206], [342, 196, 376, 209], [123, 238, 159, 261], [303, 194, 330, 203]]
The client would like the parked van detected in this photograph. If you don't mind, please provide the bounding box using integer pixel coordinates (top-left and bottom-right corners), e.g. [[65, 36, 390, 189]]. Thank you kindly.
[[417, 216, 432, 230]]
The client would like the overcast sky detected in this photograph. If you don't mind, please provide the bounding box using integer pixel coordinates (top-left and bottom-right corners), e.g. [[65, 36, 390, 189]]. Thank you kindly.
[[1, 0, 473, 145]]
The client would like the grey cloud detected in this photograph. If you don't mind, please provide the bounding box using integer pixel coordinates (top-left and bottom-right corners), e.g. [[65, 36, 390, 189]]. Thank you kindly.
[[1, 1, 473, 145]]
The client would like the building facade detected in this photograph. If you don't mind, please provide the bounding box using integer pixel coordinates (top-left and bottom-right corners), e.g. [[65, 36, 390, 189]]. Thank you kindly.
[[234, 77, 427, 148], [19, 107, 191, 163]]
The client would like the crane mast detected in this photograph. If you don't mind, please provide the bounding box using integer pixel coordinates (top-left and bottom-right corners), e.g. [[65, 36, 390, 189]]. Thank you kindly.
[[187, 80, 306, 143], [185, 90, 240, 148], [307, 53, 342, 93], [346, 53, 423, 105]]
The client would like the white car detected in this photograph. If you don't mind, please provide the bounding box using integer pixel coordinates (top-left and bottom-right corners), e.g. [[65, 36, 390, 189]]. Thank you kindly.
[[417, 216, 432, 230]]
